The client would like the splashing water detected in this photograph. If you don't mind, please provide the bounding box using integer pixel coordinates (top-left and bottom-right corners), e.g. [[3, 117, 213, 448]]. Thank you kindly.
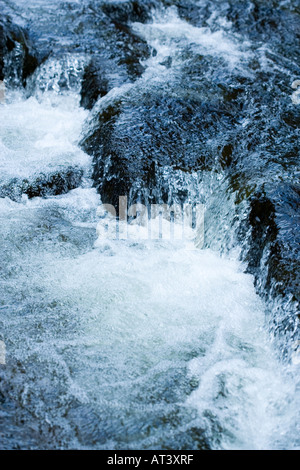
[[0, 1, 299, 451]]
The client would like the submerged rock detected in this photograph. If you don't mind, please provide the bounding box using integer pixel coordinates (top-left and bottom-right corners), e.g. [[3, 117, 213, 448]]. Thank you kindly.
[[0, 167, 84, 202]]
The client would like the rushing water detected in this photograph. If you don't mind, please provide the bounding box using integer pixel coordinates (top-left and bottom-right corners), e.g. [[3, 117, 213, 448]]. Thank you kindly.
[[0, 0, 299, 450]]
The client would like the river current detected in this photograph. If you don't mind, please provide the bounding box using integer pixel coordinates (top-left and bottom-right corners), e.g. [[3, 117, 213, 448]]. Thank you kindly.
[[0, 0, 299, 450]]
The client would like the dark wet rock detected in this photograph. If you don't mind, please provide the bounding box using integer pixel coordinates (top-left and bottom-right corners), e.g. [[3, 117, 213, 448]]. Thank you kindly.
[[81, 84, 238, 210], [0, 22, 7, 81], [80, 58, 109, 110], [101, 0, 208, 28], [265, 184, 300, 301], [82, 1, 154, 81], [24, 167, 84, 199], [241, 184, 300, 329], [101, 0, 156, 24], [0, 17, 42, 86], [85, 8, 153, 81], [246, 194, 278, 275], [113, 22, 152, 79], [282, 106, 300, 129], [1, 2, 151, 91], [224, 1, 300, 65], [159, 56, 172, 68], [223, 64, 300, 324], [219, 143, 234, 169], [0, 167, 84, 202], [227, 1, 300, 44]]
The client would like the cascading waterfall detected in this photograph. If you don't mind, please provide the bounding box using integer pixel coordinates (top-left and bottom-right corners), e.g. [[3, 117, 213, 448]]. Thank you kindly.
[[0, 0, 299, 450]]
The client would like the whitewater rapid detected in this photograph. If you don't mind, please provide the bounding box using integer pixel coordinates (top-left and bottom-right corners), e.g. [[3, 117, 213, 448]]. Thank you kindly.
[[0, 4, 299, 450]]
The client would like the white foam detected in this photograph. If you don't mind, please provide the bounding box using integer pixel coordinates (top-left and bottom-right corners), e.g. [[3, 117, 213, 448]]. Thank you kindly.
[[30, 235, 297, 449], [0, 186, 101, 229], [131, 6, 252, 70], [0, 92, 90, 181]]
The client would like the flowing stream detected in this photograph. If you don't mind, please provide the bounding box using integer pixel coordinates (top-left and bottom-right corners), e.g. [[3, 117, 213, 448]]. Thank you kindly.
[[0, 0, 299, 450]]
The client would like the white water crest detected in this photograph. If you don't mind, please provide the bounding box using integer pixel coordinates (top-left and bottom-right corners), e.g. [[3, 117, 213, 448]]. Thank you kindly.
[[1, 183, 300, 448], [0, 87, 90, 184], [131, 6, 253, 71]]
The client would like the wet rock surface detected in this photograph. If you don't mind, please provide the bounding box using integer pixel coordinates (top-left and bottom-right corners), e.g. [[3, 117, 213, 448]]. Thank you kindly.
[[245, 186, 300, 305], [101, 0, 157, 24], [81, 84, 236, 208], [0, 167, 84, 201], [80, 58, 110, 110], [0, 16, 41, 86]]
